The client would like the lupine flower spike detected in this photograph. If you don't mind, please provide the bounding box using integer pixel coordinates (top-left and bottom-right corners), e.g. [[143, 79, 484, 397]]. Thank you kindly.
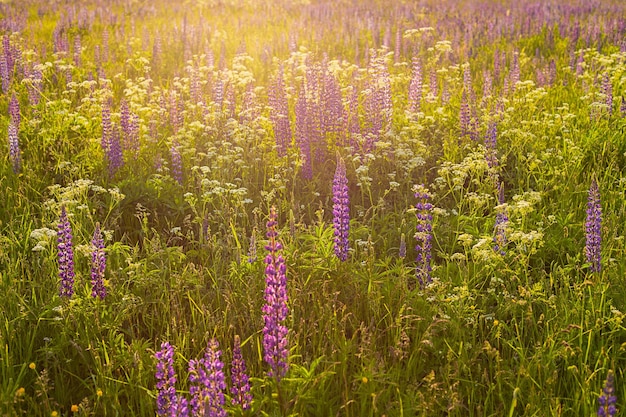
[[188, 339, 226, 417], [414, 185, 433, 288], [90, 223, 106, 299], [598, 370, 617, 417], [262, 207, 289, 380], [57, 206, 75, 298], [155, 342, 178, 416], [8, 121, 20, 173], [230, 335, 252, 410], [585, 178, 602, 273], [332, 156, 350, 261]]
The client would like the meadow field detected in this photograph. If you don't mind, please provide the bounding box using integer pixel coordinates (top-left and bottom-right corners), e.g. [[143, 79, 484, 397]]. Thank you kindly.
[[1, 0, 626, 415]]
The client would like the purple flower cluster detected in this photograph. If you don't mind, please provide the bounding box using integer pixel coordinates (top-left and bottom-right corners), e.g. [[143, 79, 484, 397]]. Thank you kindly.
[[155, 342, 180, 416], [415, 186, 433, 288], [90, 223, 106, 299], [408, 57, 422, 114], [188, 339, 227, 417], [262, 207, 289, 381], [332, 157, 350, 261], [8, 120, 20, 173], [399, 233, 407, 259], [485, 120, 498, 169], [598, 370, 617, 417], [230, 335, 252, 410], [57, 206, 75, 298], [9, 92, 20, 127], [268, 67, 291, 157], [585, 178, 602, 273], [170, 143, 183, 185]]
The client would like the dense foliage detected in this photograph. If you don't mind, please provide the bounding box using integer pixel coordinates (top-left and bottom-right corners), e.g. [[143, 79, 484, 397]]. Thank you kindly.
[[1, 0, 626, 415]]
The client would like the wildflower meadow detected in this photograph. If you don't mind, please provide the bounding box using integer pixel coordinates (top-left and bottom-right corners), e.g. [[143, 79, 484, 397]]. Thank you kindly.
[[2, 0, 626, 415]]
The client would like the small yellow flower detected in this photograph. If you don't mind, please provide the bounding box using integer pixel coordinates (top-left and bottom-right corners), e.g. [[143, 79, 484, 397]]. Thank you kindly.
[[361, 376, 368, 384], [15, 387, 25, 396], [493, 320, 500, 327], [29, 362, 36, 370], [71, 404, 79, 412], [96, 389, 103, 397], [51, 412, 58, 417]]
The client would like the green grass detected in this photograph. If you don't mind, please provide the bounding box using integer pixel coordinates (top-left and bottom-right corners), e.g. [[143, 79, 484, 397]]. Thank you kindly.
[[1, 0, 626, 415]]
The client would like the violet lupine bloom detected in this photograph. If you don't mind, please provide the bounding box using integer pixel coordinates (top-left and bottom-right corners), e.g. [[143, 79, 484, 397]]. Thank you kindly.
[[188, 339, 227, 417], [332, 157, 350, 261], [408, 57, 422, 114], [8, 120, 20, 173], [414, 186, 433, 288], [9, 92, 19, 127], [598, 370, 617, 417], [268, 67, 291, 156], [0, 53, 9, 93], [57, 206, 75, 298], [399, 233, 406, 259], [230, 335, 252, 410], [107, 127, 124, 177], [262, 207, 289, 381], [485, 120, 498, 169], [493, 183, 508, 255], [90, 223, 106, 299], [170, 143, 183, 185], [585, 178, 602, 273], [155, 342, 179, 416]]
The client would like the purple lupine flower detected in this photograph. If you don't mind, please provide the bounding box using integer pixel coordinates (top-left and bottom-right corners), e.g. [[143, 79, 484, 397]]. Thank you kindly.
[[429, 67, 438, 100], [414, 186, 433, 288], [408, 57, 422, 114], [73, 34, 81, 67], [268, 67, 291, 156], [57, 206, 75, 298], [155, 342, 178, 416], [493, 183, 508, 255], [9, 92, 20, 128], [27, 65, 42, 106], [8, 120, 20, 173], [399, 233, 406, 259], [0, 53, 9, 93], [485, 119, 498, 168], [307, 67, 324, 162], [621, 96, 626, 117], [90, 222, 106, 299], [585, 178, 602, 273], [332, 157, 350, 261], [230, 335, 252, 410], [598, 370, 617, 417], [262, 207, 289, 381], [170, 143, 183, 185], [188, 339, 227, 417], [107, 126, 124, 177]]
